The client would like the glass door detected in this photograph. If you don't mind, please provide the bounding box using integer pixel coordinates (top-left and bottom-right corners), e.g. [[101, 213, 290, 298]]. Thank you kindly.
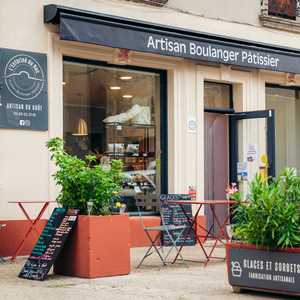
[[229, 110, 275, 192]]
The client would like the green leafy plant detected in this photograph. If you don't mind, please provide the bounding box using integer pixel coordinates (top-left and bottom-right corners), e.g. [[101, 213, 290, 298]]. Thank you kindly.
[[233, 168, 300, 249], [47, 137, 123, 215]]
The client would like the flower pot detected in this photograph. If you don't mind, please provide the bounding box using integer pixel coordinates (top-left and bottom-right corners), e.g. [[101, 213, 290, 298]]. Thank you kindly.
[[54, 214, 130, 278], [226, 242, 300, 296]]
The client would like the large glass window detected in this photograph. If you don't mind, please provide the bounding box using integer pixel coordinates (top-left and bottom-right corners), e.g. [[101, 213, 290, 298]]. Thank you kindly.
[[266, 85, 300, 174], [63, 58, 163, 213]]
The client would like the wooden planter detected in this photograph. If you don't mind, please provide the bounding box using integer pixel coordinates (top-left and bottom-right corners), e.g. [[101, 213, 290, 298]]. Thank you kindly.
[[54, 214, 130, 278], [226, 242, 300, 296]]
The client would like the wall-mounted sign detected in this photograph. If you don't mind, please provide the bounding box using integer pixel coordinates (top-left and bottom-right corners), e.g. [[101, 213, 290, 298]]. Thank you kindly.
[[0, 48, 48, 130]]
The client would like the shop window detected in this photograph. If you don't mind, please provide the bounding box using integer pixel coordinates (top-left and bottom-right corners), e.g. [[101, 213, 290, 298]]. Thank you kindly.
[[204, 82, 232, 111], [63, 58, 164, 214], [268, 0, 296, 20], [260, 0, 300, 33], [266, 85, 300, 174]]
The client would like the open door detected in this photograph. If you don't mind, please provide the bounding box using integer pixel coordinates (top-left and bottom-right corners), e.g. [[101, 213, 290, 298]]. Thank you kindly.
[[229, 109, 275, 188]]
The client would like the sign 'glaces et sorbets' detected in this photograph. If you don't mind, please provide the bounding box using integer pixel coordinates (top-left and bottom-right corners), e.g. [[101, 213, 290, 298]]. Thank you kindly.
[[229, 247, 300, 294]]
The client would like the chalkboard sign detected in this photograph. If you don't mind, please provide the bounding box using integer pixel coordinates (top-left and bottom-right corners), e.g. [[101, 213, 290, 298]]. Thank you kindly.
[[160, 194, 195, 246], [19, 207, 79, 281]]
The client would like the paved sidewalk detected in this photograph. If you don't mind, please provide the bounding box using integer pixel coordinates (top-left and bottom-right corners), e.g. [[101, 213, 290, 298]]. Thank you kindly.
[[0, 246, 293, 300]]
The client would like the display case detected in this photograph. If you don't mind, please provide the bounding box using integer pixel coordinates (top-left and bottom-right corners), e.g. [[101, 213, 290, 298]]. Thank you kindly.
[[105, 122, 157, 195]]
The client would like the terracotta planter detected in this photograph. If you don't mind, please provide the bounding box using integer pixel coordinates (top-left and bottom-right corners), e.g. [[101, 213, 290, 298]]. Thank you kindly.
[[226, 242, 300, 296], [54, 214, 130, 278]]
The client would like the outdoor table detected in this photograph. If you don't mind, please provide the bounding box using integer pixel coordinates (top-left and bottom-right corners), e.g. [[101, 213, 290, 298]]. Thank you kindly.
[[167, 199, 241, 266], [8, 201, 56, 261]]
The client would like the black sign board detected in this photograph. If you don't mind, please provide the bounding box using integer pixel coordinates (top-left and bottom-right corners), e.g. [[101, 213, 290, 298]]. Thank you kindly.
[[228, 247, 300, 294], [19, 208, 79, 281], [0, 48, 48, 130], [160, 194, 195, 246]]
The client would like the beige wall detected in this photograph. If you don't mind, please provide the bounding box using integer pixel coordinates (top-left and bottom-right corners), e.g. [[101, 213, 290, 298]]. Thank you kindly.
[[167, 0, 261, 26], [1, 0, 300, 219]]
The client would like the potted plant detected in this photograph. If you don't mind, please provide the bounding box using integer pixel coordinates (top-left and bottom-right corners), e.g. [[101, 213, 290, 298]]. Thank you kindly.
[[47, 137, 130, 278], [227, 168, 300, 296]]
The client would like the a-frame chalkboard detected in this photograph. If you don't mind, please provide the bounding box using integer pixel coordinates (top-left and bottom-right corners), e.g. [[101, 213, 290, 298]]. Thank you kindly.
[[19, 207, 79, 281], [160, 194, 195, 246]]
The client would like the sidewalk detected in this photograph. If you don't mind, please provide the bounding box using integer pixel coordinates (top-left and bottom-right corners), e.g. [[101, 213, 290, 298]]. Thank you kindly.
[[0, 246, 290, 300]]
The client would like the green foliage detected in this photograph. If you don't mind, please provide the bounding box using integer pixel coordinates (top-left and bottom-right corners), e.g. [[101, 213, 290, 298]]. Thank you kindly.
[[47, 137, 123, 215], [233, 168, 300, 249]]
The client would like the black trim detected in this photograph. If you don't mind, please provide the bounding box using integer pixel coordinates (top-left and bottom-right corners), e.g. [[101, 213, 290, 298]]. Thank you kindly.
[[160, 70, 168, 193], [229, 115, 238, 184], [45, 4, 300, 57], [63, 56, 168, 195], [266, 83, 300, 91], [204, 108, 234, 114], [267, 110, 276, 177]]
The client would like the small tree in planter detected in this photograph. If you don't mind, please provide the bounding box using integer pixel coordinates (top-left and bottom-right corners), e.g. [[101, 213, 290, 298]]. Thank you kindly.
[[227, 168, 300, 296], [47, 137, 130, 278]]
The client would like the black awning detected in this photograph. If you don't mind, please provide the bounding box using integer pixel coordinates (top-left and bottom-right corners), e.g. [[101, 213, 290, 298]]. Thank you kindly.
[[44, 4, 300, 74]]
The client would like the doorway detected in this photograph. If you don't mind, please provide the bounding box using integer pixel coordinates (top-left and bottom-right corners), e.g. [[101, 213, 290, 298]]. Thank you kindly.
[[203, 82, 276, 235], [204, 82, 232, 235]]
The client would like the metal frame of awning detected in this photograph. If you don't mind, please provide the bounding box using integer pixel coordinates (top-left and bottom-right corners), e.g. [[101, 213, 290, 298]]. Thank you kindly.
[[44, 4, 300, 74], [44, 4, 300, 57]]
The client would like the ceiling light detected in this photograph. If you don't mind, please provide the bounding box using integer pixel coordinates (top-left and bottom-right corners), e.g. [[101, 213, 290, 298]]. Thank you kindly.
[[110, 86, 121, 90], [62, 81, 67, 85], [120, 76, 132, 80], [122, 95, 133, 99]]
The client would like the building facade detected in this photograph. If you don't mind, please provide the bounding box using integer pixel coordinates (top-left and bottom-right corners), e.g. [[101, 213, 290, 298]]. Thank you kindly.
[[1, 0, 300, 256]]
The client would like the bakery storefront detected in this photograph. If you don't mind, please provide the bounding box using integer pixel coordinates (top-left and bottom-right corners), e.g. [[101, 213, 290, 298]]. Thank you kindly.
[[2, 3, 300, 255], [44, 4, 300, 235]]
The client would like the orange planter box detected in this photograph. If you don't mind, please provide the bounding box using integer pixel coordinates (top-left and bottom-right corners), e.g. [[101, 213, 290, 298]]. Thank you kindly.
[[54, 214, 130, 278]]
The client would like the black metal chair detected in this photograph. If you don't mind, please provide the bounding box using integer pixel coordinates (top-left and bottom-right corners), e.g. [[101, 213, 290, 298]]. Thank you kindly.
[[135, 194, 188, 268]]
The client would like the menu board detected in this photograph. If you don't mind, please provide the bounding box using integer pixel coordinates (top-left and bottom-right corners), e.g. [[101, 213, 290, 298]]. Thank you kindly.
[[19, 207, 79, 281], [160, 194, 195, 246]]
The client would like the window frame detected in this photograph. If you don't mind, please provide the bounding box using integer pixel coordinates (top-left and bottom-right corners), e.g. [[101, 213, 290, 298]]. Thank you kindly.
[[63, 56, 168, 216], [204, 81, 234, 114], [260, 0, 300, 33], [265, 83, 300, 176]]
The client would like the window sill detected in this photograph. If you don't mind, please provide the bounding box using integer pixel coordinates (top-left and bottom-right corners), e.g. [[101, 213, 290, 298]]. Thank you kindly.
[[260, 14, 300, 33]]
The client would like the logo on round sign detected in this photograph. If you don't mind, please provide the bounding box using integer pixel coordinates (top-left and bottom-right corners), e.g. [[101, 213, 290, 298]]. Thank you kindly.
[[4, 54, 45, 101]]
